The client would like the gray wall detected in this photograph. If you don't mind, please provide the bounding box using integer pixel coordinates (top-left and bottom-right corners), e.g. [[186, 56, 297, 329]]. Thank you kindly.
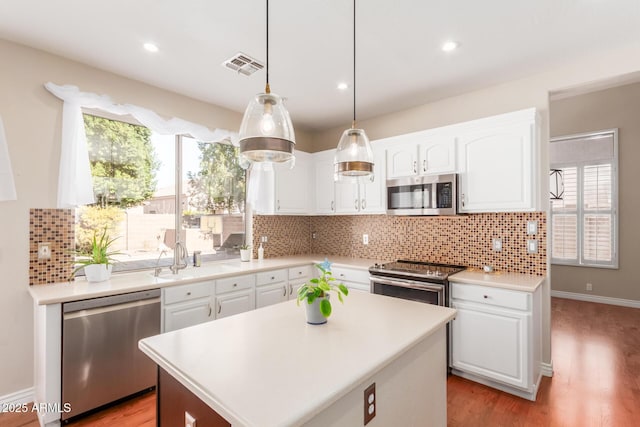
[[550, 81, 640, 301]]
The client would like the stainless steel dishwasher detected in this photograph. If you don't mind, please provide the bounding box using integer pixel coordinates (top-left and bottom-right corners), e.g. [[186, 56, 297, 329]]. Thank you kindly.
[[61, 289, 161, 422]]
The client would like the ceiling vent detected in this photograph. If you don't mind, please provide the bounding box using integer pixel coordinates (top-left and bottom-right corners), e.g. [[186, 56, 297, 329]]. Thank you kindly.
[[222, 52, 264, 76]]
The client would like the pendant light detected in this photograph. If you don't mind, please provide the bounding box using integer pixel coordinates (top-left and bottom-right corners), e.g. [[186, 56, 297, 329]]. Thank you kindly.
[[239, 0, 295, 163], [334, 0, 374, 181], [549, 169, 564, 200]]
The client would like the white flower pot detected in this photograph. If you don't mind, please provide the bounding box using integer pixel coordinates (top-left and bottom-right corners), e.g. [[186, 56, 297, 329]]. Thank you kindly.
[[240, 249, 251, 262], [305, 294, 329, 325], [84, 264, 113, 283]]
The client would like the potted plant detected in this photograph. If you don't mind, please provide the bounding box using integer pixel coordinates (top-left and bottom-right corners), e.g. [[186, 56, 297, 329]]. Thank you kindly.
[[239, 244, 251, 262], [71, 227, 121, 282], [297, 259, 349, 325]]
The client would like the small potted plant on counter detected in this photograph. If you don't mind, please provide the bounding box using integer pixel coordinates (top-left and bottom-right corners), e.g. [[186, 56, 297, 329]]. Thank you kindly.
[[71, 227, 121, 282], [297, 259, 349, 325], [239, 244, 251, 262]]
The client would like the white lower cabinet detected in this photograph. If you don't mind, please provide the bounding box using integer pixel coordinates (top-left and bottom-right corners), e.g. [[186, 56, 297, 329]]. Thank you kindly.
[[287, 265, 314, 300], [162, 281, 214, 333], [450, 282, 541, 400], [331, 266, 371, 293], [215, 274, 256, 319], [256, 269, 288, 308]]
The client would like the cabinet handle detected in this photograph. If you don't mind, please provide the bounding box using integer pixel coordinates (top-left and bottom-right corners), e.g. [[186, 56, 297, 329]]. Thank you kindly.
[[413, 161, 417, 174], [331, 200, 335, 211], [233, 283, 237, 287], [217, 302, 221, 314], [461, 193, 465, 208], [289, 284, 293, 295], [422, 159, 426, 172], [361, 199, 366, 210], [186, 292, 191, 296], [283, 286, 287, 297], [277, 200, 281, 211], [483, 295, 489, 299], [271, 276, 275, 280], [208, 303, 212, 317]]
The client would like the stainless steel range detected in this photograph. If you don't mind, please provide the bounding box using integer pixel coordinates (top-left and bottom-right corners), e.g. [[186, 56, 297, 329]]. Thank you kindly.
[[369, 260, 465, 307]]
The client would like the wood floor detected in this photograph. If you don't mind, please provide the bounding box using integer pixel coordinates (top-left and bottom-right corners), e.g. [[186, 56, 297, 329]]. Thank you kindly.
[[2, 297, 638, 427]]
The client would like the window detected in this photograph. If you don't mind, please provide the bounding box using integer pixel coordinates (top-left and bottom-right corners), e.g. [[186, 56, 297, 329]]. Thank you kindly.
[[550, 130, 618, 268], [76, 114, 246, 273]]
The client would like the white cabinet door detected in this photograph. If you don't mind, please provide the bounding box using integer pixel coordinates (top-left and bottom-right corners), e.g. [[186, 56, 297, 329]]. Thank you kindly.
[[287, 281, 305, 300], [313, 153, 336, 214], [451, 300, 529, 389], [334, 180, 360, 214], [164, 298, 213, 333], [419, 137, 457, 174], [457, 120, 534, 212], [386, 144, 418, 178], [274, 151, 311, 214], [216, 289, 255, 319], [256, 282, 288, 308], [359, 149, 386, 214]]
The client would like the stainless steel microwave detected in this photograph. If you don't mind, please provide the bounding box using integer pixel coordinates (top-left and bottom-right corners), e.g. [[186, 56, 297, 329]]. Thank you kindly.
[[386, 174, 458, 215]]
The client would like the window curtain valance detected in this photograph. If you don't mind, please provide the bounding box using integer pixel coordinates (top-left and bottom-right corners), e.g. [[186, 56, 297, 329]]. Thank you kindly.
[[45, 82, 239, 208], [0, 116, 17, 201]]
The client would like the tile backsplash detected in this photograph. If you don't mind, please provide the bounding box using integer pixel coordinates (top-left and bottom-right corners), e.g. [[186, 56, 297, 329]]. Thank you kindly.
[[254, 212, 547, 276], [29, 208, 75, 285]]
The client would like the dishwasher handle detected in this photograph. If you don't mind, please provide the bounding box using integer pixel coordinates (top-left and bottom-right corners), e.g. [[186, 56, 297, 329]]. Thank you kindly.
[[63, 297, 160, 320]]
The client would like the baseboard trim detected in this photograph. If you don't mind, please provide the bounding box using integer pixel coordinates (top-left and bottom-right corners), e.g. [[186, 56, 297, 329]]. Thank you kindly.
[[540, 361, 554, 377], [551, 290, 640, 309], [0, 387, 34, 407]]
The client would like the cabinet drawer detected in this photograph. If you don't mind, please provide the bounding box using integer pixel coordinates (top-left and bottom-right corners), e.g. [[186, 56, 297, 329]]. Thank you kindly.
[[450, 282, 529, 311], [288, 265, 313, 280], [163, 281, 213, 305], [332, 266, 370, 285], [216, 274, 255, 294], [256, 269, 288, 286]]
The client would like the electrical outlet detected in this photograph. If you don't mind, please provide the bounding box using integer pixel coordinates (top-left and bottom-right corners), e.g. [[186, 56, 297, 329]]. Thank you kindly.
[[586, 283, 593, 291], [364, 383, 376, 425], [492, 238, 502, 252], [185, 411, 196, 427], [261, 236, 268, 243], [363, 234, 369, 245], [527, 220, 538, 235], [527, 239, 538, 254], [38, 242, 52, 260], [311, 232, 317, 239]]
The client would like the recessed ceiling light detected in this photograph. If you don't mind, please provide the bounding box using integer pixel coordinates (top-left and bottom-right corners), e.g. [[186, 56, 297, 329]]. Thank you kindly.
[[337, 82, 349, 91], [441, 41, 458, 52], [143, 43, 159, 53]]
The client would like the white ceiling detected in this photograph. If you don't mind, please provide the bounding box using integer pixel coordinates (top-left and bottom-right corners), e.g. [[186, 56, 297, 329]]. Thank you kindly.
[[1, 0, 639, 131]]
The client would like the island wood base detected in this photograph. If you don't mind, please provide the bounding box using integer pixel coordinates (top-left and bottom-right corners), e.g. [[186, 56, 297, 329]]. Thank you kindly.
[[158, 368, 231, 427], [155, 327, 447, 427]]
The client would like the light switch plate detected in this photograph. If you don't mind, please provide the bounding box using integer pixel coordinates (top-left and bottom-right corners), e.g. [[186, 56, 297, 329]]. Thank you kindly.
[[492, 238, 502, 252], [363, 234, 369, 245], [527, 239, 538, 254], [527, 221, 538, 235], [38, 242, 52, 260]]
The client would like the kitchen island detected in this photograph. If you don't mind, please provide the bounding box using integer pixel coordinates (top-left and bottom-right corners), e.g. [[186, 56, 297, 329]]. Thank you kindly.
[[139, 291, 456, 427]]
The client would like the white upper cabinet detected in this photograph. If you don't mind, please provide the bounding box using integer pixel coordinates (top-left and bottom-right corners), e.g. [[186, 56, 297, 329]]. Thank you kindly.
[[313, 150, 336, 214], [456, 108, 538, 213], [313, 146, 385, 215], [274, 150, 312, 214], [334, 147, 385, 214], [386, 130, 457, 179]]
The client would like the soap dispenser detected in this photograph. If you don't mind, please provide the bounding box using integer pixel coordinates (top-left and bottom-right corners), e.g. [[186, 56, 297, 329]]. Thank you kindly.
[[258, 242, 264, 260]]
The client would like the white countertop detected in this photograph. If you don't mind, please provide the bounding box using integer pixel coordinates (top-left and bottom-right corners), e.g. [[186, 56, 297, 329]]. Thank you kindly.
[[449, 269, 544, 292], [139, 291, 456, 427], [28, 255, 389, 305]]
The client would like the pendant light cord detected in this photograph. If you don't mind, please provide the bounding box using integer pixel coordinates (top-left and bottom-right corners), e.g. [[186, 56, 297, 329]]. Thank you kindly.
[[265, 0, 270, 93], [352, 0, 356, 128]]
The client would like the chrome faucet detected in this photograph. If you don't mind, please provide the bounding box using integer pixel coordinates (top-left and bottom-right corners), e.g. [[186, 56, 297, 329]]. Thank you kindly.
[[169, 241, 189, 274], [154, 249, 168, 277]]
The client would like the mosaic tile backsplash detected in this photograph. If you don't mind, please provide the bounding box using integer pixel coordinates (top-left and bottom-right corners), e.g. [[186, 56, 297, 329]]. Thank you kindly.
[[29, 208, 75, 285], [254, 212, 547, 276]]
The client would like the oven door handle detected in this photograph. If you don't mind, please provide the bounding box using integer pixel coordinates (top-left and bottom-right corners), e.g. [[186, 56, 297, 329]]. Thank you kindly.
[[370, 276, 444, 292]]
